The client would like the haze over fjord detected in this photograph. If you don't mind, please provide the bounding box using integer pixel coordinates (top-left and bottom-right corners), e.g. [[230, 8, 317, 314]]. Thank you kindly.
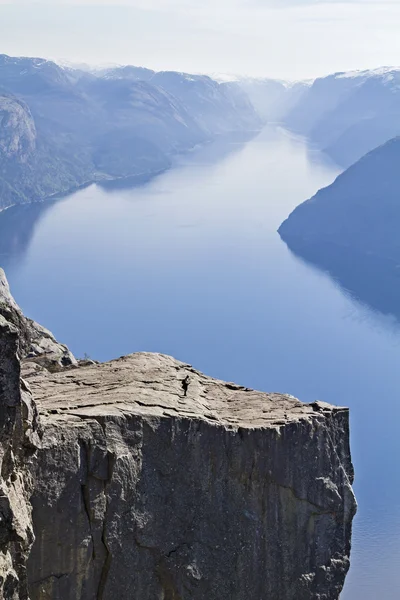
[[1, 0, 400, 79]]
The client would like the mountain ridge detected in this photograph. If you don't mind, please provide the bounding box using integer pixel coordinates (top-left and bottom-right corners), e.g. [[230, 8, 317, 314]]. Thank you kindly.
[[0, 54, 262, 212]]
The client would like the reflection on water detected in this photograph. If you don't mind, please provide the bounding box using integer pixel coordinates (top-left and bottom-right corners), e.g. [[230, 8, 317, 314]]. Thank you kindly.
[[0, 132, 253, 262], [284, 239, 400, 329], [0, 202, 55, 268], [1, 127, 399, 599]]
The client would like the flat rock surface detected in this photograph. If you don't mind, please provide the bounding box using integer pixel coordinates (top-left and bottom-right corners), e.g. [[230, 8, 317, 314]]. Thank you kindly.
[[22, 352, 340, 429]]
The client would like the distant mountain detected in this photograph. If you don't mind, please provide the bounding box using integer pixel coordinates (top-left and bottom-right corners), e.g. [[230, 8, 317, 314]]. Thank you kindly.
[[0, 89, 93, 209], [98, 65, 155, 82], [278, 136, 400, 321], [236, 77, 310, 122], [283, 68, 400, 167], [0, 54, 262, 211], [104, 68, 263, 134], [279, 136, 400, 281], [279, 136, 400, 256]]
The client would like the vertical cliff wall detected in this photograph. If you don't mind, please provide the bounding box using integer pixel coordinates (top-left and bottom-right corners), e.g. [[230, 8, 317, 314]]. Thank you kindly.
[[0, 314, 40, 599], [24, 354, 357, 600]]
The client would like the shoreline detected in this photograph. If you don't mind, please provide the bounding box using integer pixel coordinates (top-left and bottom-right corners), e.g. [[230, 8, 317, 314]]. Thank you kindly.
[[0, 128, 262, 216], [0, 166, 171, 216]]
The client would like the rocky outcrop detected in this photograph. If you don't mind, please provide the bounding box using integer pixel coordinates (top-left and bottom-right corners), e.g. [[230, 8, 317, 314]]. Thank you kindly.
[[0, 269, 76, 370], [0, 273, 356, 599], [23, 353, 356, 600], [0, 94, 36, 163], [0, 313, 41, 598]]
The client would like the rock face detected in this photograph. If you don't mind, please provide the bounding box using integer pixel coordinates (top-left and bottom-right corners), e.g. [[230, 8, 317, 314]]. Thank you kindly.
[[0, 273, 357, 599], [0, 314, 41, 598], [23, 353, 356, 600], [0, 269, 76, 370], [0, 94, 36, 163]]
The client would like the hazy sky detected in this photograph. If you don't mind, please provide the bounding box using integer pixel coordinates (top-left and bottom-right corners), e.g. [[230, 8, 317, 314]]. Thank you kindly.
[[1, 1, 400, 79]]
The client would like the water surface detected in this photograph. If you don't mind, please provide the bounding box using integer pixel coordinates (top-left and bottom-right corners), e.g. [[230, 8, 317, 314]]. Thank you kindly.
[[1, 127, 399, 598]]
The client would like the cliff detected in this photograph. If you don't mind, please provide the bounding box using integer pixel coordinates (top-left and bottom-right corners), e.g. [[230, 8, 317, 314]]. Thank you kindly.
[[0, 269, 76, 370], [0, 314, 40, 599], [0, 272, 357, 599]]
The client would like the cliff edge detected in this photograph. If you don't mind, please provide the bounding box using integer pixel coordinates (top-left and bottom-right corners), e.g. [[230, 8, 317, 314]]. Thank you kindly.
[[0, 271, 357, 599]]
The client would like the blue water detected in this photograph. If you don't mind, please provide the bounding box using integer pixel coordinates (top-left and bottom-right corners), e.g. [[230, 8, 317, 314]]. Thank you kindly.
[[1, 127, 399, 598]]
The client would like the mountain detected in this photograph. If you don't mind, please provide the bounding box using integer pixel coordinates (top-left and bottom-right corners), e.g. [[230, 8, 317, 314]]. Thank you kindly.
[[279, 136, 400, 258], [0, 89, 92, 210], [0, 54, 262, 211], [237, 77, 310, 122], [105, 68, 263, 134], [77, 76, 206, 176], [278, 137, 400, 318], [283, 68, 400, 167], [99, 64, 155, 82]]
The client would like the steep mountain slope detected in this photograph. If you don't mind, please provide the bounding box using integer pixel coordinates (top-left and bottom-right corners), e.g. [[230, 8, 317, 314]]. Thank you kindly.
[[148, 71, 262, 134], [284, 68, 400, 167], [0, 90, 92, 211], [0, 55, 261, 212], [0, 93, 36, 160], [283, 72, 362, 137], [279, 136, 400, 321], [103, 68, 263, 133], [77, 76, 206, 178], [279, 136, 400, 261]]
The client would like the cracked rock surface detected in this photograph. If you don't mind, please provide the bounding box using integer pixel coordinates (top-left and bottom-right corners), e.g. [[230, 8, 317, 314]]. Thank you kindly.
[[22, 353, 357, 600]]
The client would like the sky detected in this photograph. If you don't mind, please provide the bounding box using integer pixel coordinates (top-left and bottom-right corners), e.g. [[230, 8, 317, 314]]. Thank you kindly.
[[1, 1, 400, 79]]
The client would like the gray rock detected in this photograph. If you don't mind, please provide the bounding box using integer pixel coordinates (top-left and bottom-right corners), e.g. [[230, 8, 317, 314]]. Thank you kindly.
[[0, 268, 77, 370], [24, 352, 356, 600], [0, 314, 41, 599], [0, 94, 36, 163]]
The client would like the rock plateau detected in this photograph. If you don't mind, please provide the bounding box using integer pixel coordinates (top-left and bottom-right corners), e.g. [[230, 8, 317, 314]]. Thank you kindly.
[[0, 270, 357, 599]]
